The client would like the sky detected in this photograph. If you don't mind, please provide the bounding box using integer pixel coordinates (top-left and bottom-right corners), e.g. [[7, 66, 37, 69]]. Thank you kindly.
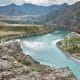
[[0, 0, 80, 6]]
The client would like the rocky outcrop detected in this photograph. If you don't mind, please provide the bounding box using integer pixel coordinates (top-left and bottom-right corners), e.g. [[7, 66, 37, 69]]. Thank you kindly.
[[46, 2, 80, 32], [67, 32, 80, 39], [58, 32, 80, 60], [0, 41, 76, 80]]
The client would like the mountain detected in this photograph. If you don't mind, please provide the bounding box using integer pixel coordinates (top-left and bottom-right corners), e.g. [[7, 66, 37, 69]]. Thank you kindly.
[[0, 3, 70, 24], [0, 4, 48, 15], [41, 3, 69, 23], [46, 2, 80, 31], [0, 3, 69, 16]]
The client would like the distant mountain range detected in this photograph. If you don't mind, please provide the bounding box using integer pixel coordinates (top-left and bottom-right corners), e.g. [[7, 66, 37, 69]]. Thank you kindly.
[[0, 2, 80, 31], [0, 3, 69, 16]]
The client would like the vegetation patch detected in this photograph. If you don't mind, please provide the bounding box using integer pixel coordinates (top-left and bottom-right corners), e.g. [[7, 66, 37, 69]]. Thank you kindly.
[[0, 24, 54, 42]]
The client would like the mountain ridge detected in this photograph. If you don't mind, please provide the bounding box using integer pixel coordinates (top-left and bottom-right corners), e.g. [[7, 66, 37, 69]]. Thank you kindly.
[[45, 1, 80, 31], [0, 3, 69, 16]]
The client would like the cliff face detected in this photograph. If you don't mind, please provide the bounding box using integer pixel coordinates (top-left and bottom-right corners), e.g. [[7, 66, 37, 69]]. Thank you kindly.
[[54, 2, 80, 30], [46, 2, 80, 32], [0, 41, 76, 80]]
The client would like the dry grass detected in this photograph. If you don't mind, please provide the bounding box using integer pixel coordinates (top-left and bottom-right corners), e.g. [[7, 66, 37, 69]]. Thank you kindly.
[[0, 24, 52, 39]]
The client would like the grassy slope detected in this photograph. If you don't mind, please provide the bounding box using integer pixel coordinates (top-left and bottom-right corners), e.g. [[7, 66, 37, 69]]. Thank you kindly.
[[0, 24, 54, 42]]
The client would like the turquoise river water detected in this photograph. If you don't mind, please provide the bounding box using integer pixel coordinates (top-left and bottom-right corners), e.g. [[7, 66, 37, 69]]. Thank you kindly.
[[21, 31, 80, 80]]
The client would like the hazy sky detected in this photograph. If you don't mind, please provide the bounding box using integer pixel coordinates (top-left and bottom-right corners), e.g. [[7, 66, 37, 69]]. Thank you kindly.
[[0, 0, 80, 6]]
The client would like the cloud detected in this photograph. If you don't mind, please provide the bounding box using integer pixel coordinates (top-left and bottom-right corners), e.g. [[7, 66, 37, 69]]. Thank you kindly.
[[0, 0, 80, 6], [10, 0, 52, 6], [11, 0, 25, 5], [48, 0, 80, 5], [0, 0, 12, 6]]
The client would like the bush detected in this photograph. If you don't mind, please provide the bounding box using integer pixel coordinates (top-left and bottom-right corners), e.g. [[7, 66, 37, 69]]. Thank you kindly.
[[21, 59, 31, 66]]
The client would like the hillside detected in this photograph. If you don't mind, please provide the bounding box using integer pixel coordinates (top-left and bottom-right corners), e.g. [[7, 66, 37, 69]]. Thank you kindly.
[[0, 2, 80, 32], [0, 41, 76, 80], [0, 24, 54, 42], [42, 3, 69, 23], [46, 2, 80, 32]]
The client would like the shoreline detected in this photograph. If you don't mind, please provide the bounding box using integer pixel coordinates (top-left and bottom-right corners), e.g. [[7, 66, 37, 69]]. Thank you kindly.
[[0, 30, 54, 43], [56, 41, 80, 63]]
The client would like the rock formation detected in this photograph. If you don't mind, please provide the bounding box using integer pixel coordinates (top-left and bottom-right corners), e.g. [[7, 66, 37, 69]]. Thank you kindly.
[[0, 41, 76, 80]]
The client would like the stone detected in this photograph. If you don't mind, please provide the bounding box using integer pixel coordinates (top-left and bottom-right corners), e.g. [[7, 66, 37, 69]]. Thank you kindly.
[[0, 41, 77, 80]]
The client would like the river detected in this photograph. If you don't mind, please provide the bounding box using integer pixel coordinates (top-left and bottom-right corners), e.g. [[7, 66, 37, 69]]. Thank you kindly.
[[21, 31, 80, 80]]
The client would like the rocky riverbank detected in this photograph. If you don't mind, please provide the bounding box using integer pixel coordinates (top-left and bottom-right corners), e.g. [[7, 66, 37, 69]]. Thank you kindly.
[[0, 41, 76, 80], [57, 32, 80, 61]]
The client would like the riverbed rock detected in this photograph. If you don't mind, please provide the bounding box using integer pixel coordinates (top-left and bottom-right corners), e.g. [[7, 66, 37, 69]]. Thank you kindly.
[[67, 32, 80, 39], [0, 41, 77, 80]]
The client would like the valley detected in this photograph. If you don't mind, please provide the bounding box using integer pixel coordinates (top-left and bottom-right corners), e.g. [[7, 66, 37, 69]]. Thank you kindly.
[[0, 1, 80, 80]]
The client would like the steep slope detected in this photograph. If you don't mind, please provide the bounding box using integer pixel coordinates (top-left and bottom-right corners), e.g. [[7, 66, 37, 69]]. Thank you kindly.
[[42, 3, 69, 23], [47, 2, 80, 31], [0, 41, 76, 80], [0, 3, 70, 24]]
